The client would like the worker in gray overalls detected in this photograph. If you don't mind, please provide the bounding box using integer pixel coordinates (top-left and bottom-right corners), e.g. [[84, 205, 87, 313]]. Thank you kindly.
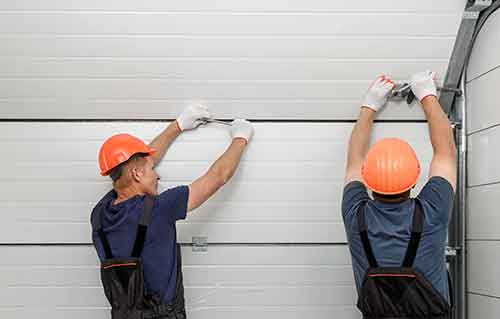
[[342, 72, 456, 319]]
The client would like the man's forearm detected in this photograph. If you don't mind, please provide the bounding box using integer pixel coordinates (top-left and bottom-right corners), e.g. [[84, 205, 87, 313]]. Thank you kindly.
[[421, 96, 456, 156], [209, 138, 247, 184], [347, 108, 376, 169], [149, 121, 182, 166]]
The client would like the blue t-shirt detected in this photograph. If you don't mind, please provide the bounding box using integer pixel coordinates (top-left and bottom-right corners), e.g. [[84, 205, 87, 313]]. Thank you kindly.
[[91, 186, 189, 304], [342, 176, 454, 304]]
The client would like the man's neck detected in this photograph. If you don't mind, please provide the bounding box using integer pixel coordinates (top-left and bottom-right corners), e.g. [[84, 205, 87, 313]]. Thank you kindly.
[[113, 185, 144, 205]]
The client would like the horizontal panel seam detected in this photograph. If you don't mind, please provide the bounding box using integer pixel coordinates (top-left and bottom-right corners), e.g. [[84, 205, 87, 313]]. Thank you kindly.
[[468, 181, 500, 188], [467, 123, 500, 136], [0, 119, 428, 123], [468, 292, 500, 300], [467, 64, 500, 83], [0, 243, 349, 246]]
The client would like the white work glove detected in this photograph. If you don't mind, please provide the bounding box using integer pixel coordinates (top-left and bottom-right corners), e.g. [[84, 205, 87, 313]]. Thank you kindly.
[[410, 70, 437, 102], [362, 75, 395, 112], [176, 104, 211, 131], [230, 119, 254, 144]]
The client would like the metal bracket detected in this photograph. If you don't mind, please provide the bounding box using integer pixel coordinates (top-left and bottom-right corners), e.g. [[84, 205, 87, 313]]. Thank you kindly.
[[445, 246, 462, 257], [439, 0, 493, 115], [192, 236, 208, 252], [451, 121, 463, 130], [466, 0, 493, 12], [391, 83, 463, 105]]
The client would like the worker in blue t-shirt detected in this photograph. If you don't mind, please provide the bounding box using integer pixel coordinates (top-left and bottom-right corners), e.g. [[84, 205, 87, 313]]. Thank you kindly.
[[342, 72, 457, 318], [91, 105, 254, 318]]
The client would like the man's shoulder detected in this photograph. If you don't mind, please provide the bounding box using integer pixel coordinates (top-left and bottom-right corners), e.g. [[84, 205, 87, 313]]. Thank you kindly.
[[418, 176, 454, 199], [342, 181, 370, 219], [90, 190, 114, 227]]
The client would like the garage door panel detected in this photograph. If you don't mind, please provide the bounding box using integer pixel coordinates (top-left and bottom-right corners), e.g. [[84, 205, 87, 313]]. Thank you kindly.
[[467, 241, 500, 298], [0, 122, 429, 140], [466, 67, 500, 134], [0, 0, 463, 13], [0, 246, 351, 266], [467, 9, 500, 81], [467, 183, 500, 240], [0, 122, 431, 243], [1, 266, 354, 287], [2, 202, 342, 223], [0, 222, 347, 244], [1, 36, 454, 59], [0, 307, 360, 319], [0, 286, 356, 307], [468, 293, 500, 319], [0, 99, 428, 120], [0, 13, 461, 36], [0, 246, 358, 317], [468, 125, 500, 186], [0, 122, 432, 243], [0, 79, 448, 101], [1, 58, 448, 82]]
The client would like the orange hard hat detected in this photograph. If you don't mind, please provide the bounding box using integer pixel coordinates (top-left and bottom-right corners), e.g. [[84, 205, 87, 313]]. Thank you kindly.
[[361, 138, 421, 195], [98, 133, 156, 176]]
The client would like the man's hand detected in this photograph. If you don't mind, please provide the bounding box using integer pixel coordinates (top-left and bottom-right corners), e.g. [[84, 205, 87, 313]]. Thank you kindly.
[[410, 70, 437, 102], [176, 104, 211, 131], [362, 75, 395, 112], [230, 119, 254, 144]]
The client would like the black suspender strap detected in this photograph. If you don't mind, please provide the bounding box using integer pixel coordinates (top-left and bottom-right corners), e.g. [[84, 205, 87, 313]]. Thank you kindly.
[[357, 202, 379, 268], [402, 199, 424, 268], [131, 195, 155, 258], [94, 203, 114, 259]]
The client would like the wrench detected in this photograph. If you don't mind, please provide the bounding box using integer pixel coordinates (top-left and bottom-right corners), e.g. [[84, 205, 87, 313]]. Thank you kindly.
[[201, 118, 232, 126]]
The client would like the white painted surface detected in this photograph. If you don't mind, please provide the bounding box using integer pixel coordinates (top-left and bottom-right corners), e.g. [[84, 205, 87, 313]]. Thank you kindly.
[[0, 122, 431, 244], [0, 96, 426, 120], [468, 293, 500, 319], [0, 245, 360, 319], [467, 241, 500, 298], [0, 1, 463, 318], [466, 67, 500, 134], [0, 13, 461, 36], [467, 8, 500, 81], [0, 0, 464, 12], [0, 0, 462, 119], [467, 183, 500, 240], [466, 10, 500, 317], [467, 125, 500, 187]]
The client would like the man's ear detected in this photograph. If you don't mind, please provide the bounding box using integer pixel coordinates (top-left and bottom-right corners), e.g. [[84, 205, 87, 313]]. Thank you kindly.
[[130, 165, 144, 183]]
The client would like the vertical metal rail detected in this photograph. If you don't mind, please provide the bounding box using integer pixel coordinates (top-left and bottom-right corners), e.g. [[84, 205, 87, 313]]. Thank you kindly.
[[439, 2, 498, 319], [439, 0, 492, 115], [448, 74, 467, 319]]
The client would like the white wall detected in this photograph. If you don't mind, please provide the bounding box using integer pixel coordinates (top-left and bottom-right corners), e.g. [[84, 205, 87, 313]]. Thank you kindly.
[[0, 1, 464, 318], [466, 7, 500, 318], [0, 122, 432, 244], [0, 0, 463, 120]]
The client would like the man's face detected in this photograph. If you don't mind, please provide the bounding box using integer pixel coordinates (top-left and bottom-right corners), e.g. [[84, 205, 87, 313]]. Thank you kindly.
[[134, 156, 159, 196]]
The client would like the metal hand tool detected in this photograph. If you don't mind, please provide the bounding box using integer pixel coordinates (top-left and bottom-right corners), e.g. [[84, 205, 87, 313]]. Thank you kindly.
[[391, 82, 462, 104], [201, 118, 232, 126]]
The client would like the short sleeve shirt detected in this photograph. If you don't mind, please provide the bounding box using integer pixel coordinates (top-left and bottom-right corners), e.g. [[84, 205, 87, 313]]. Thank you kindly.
[[91, 186, 189, 304], [342, 177, 455, 304]]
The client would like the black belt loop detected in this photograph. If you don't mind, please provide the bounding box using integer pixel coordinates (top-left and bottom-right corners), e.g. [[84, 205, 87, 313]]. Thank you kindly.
[[131, 195, 155, 258], [357, 202, 379, 268], [402, 199, 424, 268]]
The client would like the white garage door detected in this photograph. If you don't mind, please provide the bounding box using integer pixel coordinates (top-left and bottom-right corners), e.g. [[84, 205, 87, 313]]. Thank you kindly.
[[0, 1, 463, 318]]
